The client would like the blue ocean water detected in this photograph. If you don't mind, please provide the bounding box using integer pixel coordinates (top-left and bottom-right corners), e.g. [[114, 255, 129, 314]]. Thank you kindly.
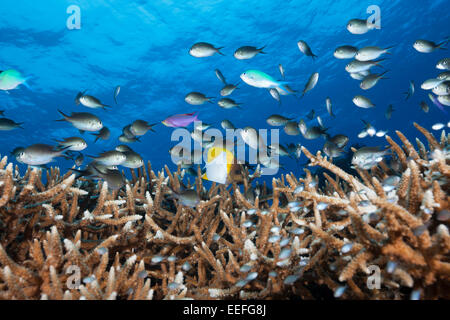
[[0, 0, 449, 183]]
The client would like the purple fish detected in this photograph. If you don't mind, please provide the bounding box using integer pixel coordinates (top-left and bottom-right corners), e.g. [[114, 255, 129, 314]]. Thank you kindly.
[[428, 93, 448, 114], [162, 112, 198, 127]]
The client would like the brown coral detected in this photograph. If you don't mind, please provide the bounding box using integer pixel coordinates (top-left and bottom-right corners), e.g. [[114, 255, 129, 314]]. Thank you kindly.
[[0, 124, 449, 300]]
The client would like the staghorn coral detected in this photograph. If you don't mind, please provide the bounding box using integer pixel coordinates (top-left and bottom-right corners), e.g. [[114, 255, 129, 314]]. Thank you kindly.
[[0, 123, 449, 300]]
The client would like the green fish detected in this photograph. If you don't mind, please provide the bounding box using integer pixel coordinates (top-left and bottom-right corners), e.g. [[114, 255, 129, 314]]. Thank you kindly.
[[240, 70, 289, 93], [0, 69, 30, 91]]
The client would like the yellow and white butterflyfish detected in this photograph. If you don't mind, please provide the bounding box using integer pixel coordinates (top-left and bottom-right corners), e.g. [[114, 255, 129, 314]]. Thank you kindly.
[[202, 146, 234, 184]]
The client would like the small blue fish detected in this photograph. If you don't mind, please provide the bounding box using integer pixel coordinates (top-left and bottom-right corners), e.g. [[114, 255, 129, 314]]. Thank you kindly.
[[403, 80, 415, 100], [114, 85, 120, 104], [385, 104, 394, 119], [215, 69, 227, 84]]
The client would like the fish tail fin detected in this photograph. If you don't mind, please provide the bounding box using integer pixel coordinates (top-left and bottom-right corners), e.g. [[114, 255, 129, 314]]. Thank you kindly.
[[148, 123, 158, 132], [379, 71, 390, 80], [55, 109, 68, 121], [216, 47, 225, 55], [61, 153, 73, 160], [102, 105, 112, 110], [431, 97, 449, 114], [113, 87, 119, 104], [92, 135, 100, 143], [381, 70, 390, 78], [91, 163, 108, 176], [312, 53, 318, 59], [437, 39, 449, 50], [258, 45, 267, 54], [374, 58, 386, 68], [68, 167, 88, 178], [382, 146, 392, 155], [64, 150, 75, 157], [57, 145, 71, 154], [282, 84, 297, 94], [22, 77, 33, 90], [69, 167, 82, 174], [384, 44, 396, 53], [275, 82, 290, 94]]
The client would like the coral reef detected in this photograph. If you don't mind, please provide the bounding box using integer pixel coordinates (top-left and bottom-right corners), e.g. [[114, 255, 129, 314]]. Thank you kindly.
[[0, 123, 449, 300]]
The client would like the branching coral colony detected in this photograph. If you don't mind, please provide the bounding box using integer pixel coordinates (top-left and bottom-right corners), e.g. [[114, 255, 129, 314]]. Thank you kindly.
[[0, 122, 448, 300]]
